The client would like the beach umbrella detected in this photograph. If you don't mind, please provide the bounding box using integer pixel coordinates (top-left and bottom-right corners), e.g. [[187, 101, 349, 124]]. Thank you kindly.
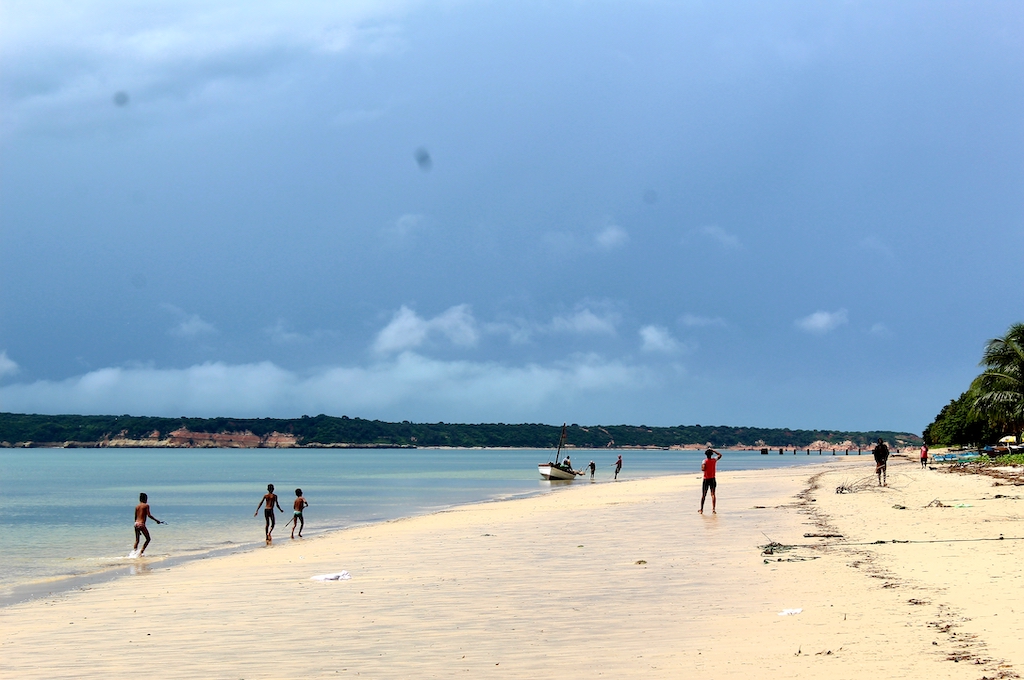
[[998, 435, 1017, 443]]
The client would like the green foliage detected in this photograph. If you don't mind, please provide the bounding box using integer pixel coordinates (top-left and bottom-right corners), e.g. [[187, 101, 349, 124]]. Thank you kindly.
[[0, 412, 921, 449], [970, 322, 1024, 436], [924, 321, 1024, 447], [990, 453, 1024, 466], [922, 391, 998, 447]]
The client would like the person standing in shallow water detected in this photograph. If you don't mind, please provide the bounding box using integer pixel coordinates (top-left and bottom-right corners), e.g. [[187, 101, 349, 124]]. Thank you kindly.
[[873, 439, 890, 486], [613, 455, 622, 480], [133, 492, 163, 556], [255, 484, 283, 542], [288, 488, 308, 539], [699, 448, 722, 514]]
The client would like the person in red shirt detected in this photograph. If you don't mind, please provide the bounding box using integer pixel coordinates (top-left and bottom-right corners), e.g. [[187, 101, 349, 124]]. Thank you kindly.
[[920, 444, 929, 469], [699, 448, 723, 514]]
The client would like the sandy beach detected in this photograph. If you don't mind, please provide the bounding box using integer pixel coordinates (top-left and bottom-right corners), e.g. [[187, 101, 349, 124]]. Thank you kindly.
[[2, 455, 1021, 679]]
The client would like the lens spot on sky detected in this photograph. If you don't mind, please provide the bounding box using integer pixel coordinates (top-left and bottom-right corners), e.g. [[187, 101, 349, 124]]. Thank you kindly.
[[643, 190, 658, 204], [414, 147, 432, 172], [113, 91, 129, 107], [130, 274, 147, 289]]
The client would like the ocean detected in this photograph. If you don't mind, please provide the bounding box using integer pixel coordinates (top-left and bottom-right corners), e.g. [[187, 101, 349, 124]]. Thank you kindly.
[[0, 447, 849, 604]]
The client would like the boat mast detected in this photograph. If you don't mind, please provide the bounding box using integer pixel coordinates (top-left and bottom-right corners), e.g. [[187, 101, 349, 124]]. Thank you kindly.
[[555, 423, 567, 464]]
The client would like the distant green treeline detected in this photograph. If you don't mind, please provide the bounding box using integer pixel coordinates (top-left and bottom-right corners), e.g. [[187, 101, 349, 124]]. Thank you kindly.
[[922, 322, 1024, 447], [0, 412, 921, 449]]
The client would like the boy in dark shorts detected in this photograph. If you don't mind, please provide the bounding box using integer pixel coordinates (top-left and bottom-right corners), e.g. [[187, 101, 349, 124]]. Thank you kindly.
[[288, 488, 309, 539], [699, 448, 722, 514], [254, 484, 283, 542], [133, 492, 163, 556]]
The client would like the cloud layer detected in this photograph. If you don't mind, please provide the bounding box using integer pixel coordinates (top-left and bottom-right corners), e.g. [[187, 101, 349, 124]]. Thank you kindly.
[[1, 0, 419, 134], [373, 305, 479, 355], [0, 351, 18, 378], [795, 309, 849, 335], [0, 352, 649, 422], [639, 325, 680, 353]]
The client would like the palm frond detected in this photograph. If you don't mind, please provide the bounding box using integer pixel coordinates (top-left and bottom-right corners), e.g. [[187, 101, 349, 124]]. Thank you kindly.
[[971, 322, 1024, 434]]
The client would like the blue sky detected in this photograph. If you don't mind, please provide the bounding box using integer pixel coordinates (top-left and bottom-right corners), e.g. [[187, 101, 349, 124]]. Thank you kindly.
[[1, 0, 1021, 431]]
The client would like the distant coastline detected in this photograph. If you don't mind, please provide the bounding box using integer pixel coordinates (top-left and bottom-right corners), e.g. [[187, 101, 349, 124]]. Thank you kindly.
[[0, 412, 921, 450]]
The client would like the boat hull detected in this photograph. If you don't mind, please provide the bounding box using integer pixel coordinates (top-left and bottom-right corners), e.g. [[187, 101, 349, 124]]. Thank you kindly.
[[538, 463, 578, 480]]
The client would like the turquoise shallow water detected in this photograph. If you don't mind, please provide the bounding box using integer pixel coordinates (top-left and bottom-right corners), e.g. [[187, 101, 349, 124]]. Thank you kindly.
[[0, 447, 842, 601]]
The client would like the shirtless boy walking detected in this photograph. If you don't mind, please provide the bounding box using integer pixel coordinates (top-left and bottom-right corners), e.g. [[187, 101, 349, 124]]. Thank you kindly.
[[287, 488, 309, 539], [133, 492, 163, 556], [254, 484, 284, 542]]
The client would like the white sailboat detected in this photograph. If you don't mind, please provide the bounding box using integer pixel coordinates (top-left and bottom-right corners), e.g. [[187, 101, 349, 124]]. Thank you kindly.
[[538, 423, 582, 480]]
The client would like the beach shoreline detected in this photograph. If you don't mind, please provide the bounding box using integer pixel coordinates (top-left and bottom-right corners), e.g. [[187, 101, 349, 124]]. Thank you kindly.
[[0, 482, 562, 609], [0, 448, 836, 608], [4, 456, 1021, 678]]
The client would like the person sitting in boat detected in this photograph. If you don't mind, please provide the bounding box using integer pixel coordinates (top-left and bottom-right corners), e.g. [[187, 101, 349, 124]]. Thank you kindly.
[[561, 455, 575, 473]]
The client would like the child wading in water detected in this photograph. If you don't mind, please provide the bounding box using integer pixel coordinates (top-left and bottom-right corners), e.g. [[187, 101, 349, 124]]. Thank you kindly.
[[133, 492, 163, 556], [254, 484, 284, 543], [287, 488, 308, 539]]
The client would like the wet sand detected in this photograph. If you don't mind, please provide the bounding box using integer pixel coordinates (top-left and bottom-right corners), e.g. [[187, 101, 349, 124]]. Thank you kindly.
[[2, 455, 1021, 679]]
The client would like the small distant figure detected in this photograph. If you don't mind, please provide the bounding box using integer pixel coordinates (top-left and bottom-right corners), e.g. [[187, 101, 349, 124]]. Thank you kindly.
[[613, 455, 623, 480], [288, 488, 309, 539], [255, 484, 283, 542], [133, 492, 163, 556], [699, 448, 723, 514], [920, 444, 929, 469], [588, 460, 596, 480], [873, 439, 890, 486]]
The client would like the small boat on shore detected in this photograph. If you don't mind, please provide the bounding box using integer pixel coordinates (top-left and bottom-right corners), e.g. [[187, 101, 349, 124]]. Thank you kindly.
[[932, 451, 982, 463], [539, 423, 582, 480]]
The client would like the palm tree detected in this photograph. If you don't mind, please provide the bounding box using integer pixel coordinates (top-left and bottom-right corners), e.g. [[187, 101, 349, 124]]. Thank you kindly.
[[971, 322, 1024, 441]]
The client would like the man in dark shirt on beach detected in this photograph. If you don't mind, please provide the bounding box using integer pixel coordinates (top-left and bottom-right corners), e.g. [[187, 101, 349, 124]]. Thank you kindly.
[[254, 484, 284, 542], [699, 448, 722, 514], [873, 439, 890, 486]]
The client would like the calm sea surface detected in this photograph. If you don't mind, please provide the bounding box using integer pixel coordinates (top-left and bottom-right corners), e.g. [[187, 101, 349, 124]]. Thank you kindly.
[[0, 447, 845, 603]]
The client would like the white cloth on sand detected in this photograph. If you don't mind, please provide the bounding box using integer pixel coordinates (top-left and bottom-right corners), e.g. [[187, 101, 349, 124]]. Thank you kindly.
[[311, 571, 351, 581], [778, 608, 802, 616]]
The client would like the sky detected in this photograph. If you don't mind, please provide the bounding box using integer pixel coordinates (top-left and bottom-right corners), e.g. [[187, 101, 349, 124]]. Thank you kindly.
[[1, 0, 1022, 432]]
